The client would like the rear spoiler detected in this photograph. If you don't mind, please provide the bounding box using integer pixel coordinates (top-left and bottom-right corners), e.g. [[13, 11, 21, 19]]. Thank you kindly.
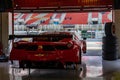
[[9, 35, 72, 40]]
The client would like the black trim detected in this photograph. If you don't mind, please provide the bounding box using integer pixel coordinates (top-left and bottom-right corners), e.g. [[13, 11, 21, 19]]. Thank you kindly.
[[114, 0, 120, 9], [9, 34, 72, 40], [0, 0, 13, 12]]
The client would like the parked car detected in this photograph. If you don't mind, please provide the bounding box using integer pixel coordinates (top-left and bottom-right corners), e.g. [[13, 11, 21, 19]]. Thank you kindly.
[[9, 31, 86, 69]]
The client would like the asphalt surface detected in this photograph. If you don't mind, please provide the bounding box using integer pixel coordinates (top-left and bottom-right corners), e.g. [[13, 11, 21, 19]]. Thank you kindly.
[[83, 49, 102, 56], [83, 38, 102, 56]]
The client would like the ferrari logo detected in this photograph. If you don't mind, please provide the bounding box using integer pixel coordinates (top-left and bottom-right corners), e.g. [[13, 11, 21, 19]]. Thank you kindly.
[[35, 54, 44, 56], [38, 45, 42, 49]]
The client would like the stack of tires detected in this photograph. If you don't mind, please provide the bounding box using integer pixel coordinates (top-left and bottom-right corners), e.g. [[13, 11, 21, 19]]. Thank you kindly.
[[102, 22, 117, 60]]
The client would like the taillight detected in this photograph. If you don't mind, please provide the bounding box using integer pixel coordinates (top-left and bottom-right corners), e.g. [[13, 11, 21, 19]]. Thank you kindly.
[[67, 42, 73, 48], [13, 42, 28, 49]]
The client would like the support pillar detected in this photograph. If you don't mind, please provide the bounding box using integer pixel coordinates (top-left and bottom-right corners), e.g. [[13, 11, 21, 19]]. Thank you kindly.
[[113, 10, 120, 58], [0, 13, 2, 43], [0, 12, 12, 55]]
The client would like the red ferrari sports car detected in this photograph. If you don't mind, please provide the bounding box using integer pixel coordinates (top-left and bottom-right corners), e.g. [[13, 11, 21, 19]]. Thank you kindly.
[[9, 31, 86, 69]]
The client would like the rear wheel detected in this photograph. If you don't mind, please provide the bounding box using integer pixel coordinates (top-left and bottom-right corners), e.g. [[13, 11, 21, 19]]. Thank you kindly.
[[79, 49, 82, 63], [74, 64, 82, 71]]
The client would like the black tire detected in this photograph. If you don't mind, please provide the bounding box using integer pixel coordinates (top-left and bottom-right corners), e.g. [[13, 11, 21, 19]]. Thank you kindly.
[[102, 45, 116, 50], [102, 36, 117, 44], [102, 36, 117, 60], [102, 43, 116, 48], [102, 48, 117, 54], [105, 22, 115, 36], [102, 36, 117, 52], [102, 51, 117, 60]]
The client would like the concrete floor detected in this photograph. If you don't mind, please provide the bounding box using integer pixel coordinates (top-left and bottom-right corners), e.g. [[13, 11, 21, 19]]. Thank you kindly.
[[1, 56, 120, 80], [0, 39, 120, 80]]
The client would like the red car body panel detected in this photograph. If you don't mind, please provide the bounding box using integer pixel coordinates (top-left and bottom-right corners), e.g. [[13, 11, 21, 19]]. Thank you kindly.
[[9, 32, 86, 68]]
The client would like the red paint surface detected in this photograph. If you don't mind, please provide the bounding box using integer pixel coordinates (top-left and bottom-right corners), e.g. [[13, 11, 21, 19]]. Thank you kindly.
[[62, 13, 88, 24], [14, 0, 113, 8], [10, 32, 87, 64]]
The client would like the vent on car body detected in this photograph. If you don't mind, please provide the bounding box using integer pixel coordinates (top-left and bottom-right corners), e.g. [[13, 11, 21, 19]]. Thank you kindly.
[[26, 45, 38, 51], [55, 45, 69, 50], [42, 45, 55, 51]]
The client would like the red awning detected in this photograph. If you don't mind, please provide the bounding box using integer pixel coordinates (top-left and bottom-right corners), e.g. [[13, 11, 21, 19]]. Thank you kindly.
[[13, 0, 113, 12]]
